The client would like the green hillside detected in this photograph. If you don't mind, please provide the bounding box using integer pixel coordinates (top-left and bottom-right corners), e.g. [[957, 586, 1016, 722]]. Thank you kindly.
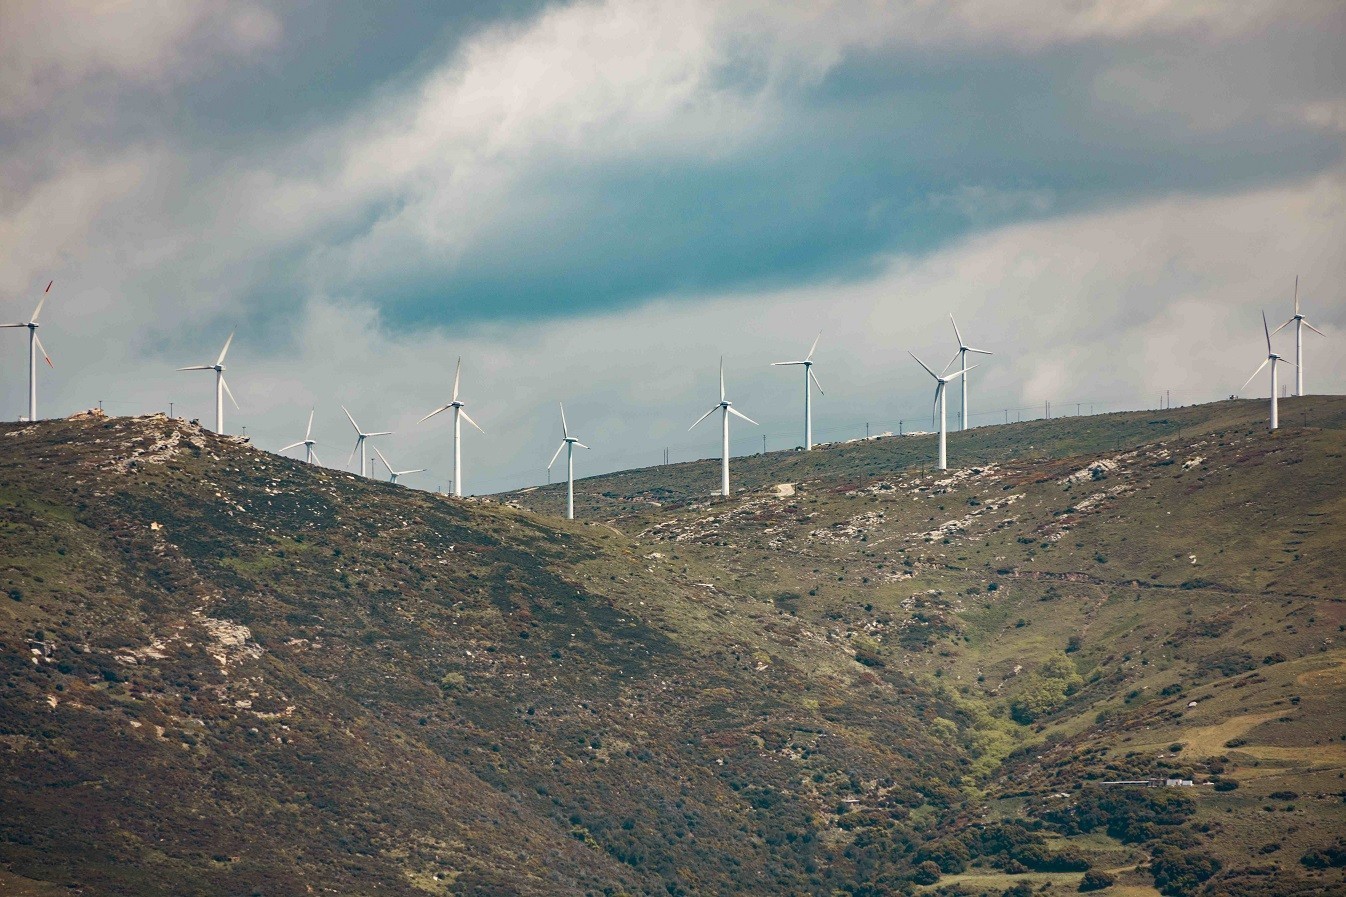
[[2, 399, 1344, 896]]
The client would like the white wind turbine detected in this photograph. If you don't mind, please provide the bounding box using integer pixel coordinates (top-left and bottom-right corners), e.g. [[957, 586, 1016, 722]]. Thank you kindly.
[[279, 408, 322, 465], [547, 403, 589, 520], [771, 332, 824, 450], [2, 280, 53, 422], [418, 357, 485, 497], [946, 314, 992, 431], [372, 446, 425, 485], [177, 331, 238, 433], [690, 358, 758, 497], [342, 405, 392, 477], [1270, 276, 1325, 397], [911, 352, 974, 470], [1241, 311, 1295, 431]]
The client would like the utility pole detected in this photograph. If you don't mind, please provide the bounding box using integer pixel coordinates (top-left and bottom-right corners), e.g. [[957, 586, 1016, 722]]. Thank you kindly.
[[1004, 409, 1008, 424], [762, 434, 766, 454], [169, 402, 174, 419], [1077, 403, 1081, 416], [1167, 389, 1171, 409], [866, 422, 869, 439], [1044, 400, 1049, 420], [899, 420, 903, 436]]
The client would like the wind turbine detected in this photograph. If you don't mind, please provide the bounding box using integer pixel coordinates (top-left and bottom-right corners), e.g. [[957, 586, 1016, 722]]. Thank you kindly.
[[1270, 276, 1325, 397], [771, 333, 824, 450], [547, 403, 589, 520], [690, 358, 757, 497], [418, 357, 484, 497], [911, 352, 973, 470], [372, 446, 425, 485], [279, 408, 322, 465], [1241, 311, 1295, 431], [177, 331, 238, 433], [946, 314, 992, 431], [341, 405, 392, 477], [2, 280, 54, 421]]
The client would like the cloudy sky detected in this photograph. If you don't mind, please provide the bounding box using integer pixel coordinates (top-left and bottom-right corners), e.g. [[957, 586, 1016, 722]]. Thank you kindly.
[[3, 0, 1344, 494]]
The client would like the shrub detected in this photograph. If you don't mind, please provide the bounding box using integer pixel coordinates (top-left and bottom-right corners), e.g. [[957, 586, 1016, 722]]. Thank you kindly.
[[913, 860, 941, 885], [1079, 869, 1116, 891], [1150, 844, 1220, 896]]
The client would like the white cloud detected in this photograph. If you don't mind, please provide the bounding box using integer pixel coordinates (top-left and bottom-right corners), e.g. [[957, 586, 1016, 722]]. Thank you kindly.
[[0, 1, 281, 120]]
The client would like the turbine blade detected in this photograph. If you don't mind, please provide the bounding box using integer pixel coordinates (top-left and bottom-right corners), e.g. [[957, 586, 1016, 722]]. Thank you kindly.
[[946, 365, 976, 382], [418, 404, 451, 424], [949, 313, 964, 348], [31, 294, 47, 323], [940, 351, 961, 376], [805, 332, 820, 361], [575, 441, 590, 449], [452, 356, 462, 402], [309, 449, 322, 467], [177, 364, 212, 371], [341, 405, 360, 432], [559, 402, 569, 438], [689, 406, 718, 430], [967, 347, 994, 355], [460, 410, 484, 433], [305, 408, 314, 440], [215, 330, 235, 367], [770, 361, 806, 366], [932, 385, 940, 429], [1270, 319, 1292, 336], [1294, 274, 1299, 315], [0, 323, 27, 328], [719, 357, 725, 402], [1240, 358, 1270, 392], [346, 439, 360, 471], [279, 441, 306, 452], [547, 442, 565, 470], [366, 431, 394, 437], [33, 333, 52, 367], [909, 351, 939, 380], [728, 406, 758, 425], [1303, 320, 1326, 337], [404, 469, 426, 475], [221, 377, 239, 410], [1263, 311, 1271, 354], [809, 368, 824, 395]]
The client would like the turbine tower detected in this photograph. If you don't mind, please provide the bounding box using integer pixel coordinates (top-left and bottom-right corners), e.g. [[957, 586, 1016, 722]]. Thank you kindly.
[[418, 357, 484, 497], [911, 352, 973, 470], [2, 280, 55, 421], [1241, 311, 1295, 431], [771, 333, 824, 450], [341, 405, 392, 477], [372, 446, 425, 485], [947, 314, 992, 431], [177, 331, 237, 433], [1270, 276, 1325, 397], [690, 358, 757, 497], [279, 408, 322, 465], [547, 403, 589, 520]]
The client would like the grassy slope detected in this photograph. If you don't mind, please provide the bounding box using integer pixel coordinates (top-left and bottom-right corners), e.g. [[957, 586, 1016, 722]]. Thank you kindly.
[[504, 395, 1346, 896], [2, 398, 1344, 896]]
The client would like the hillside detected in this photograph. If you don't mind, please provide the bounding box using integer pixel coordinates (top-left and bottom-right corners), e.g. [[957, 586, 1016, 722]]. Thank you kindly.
[[3, 400, 1345, 897]]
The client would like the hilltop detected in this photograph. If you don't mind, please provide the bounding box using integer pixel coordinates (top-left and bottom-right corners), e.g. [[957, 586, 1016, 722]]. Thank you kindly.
[[2, 399, 1345, 897]]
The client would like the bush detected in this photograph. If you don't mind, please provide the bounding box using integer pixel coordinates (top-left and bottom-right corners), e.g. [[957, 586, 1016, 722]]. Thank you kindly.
[[1212, 779, 1239, 792], [1079, 869, 1116, 891], [1150, 844, 1220, 896], [913, 860, 941, 885], [1300, 839, 1346, 869]]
